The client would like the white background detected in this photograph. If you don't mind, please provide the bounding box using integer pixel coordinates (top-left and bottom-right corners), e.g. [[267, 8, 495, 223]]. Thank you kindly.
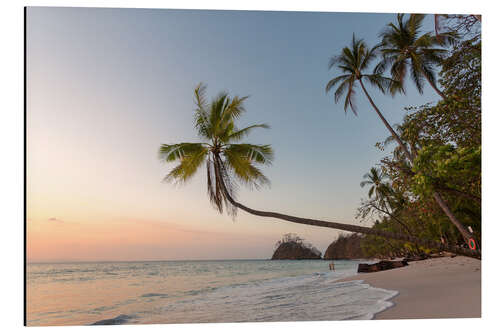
[[1, 0, 498, 332]]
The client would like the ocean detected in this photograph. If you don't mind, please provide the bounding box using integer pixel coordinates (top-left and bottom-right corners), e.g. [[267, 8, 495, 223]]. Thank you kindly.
[[26, 259, 397, 326]]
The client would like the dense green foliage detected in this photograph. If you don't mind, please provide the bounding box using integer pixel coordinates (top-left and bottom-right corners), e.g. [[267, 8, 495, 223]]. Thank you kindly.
[[357, 16, 481, 257], [324, 233, 365, 259]]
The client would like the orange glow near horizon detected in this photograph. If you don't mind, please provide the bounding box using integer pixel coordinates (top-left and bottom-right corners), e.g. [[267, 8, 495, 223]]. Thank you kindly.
[[26, 216, 281, 262]]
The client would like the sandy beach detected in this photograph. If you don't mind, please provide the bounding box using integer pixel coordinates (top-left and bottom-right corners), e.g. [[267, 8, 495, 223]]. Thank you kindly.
[[340, 256, 481, 319]]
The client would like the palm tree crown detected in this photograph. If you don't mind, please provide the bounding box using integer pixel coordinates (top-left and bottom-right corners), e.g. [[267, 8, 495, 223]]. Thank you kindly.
[[159, 83, 273, 216], [378, 14, 456, 97], [326, 35, 399, 115], [360, 167, 389, 200]]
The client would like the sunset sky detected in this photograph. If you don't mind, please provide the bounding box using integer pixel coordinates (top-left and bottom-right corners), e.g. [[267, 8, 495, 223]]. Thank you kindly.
[[26, 7, 437, 262]]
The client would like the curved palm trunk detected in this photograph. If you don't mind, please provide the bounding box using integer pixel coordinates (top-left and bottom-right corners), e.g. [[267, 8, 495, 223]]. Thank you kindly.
[[358, 79, 475, 245], [432, 192, 475, 243], [213, 155, 480, 259], [358, 80, 414, 160]]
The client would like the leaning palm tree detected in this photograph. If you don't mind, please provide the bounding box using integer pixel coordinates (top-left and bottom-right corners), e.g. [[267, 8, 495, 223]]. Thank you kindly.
[[159, 83, 272, 217], [326, 35, 476, 251], [159, 83, 479, 258], [378, 14, 457, 99]]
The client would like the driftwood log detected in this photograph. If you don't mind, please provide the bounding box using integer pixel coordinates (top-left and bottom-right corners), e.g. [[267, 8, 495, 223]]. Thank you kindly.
[[357, 260, 408, 273], [404, 254, 428, 262]]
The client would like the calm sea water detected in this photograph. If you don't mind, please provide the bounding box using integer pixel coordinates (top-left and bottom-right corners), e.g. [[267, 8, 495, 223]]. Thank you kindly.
[[26, 259, 397, 326]]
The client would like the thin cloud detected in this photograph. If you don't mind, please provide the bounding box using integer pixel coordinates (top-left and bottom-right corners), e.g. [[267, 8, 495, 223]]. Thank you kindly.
[[48, 217, 64, 223]]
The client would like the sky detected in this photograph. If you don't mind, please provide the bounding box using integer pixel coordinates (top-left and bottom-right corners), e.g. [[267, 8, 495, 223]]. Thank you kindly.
[[26, 7, 439, 262]]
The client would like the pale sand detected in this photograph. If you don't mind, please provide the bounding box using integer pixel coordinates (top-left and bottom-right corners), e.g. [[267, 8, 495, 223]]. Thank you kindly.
[[340, 256, 481, 319]]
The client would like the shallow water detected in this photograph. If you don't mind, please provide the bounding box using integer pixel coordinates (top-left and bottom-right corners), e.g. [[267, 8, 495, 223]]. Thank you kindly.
[[26, 259, 397, 326]]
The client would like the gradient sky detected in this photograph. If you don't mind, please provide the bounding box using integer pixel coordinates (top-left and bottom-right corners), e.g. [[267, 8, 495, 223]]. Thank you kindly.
[[26, 7, 439, 262]]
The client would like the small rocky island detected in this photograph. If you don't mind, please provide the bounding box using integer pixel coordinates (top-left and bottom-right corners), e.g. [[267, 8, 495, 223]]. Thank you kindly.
[[271, 233, 322, 260]]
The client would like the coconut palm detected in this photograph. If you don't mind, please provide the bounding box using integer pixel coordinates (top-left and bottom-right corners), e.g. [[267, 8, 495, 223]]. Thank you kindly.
[[359, 170, 415, 236], [360, 167, 390, 201], [159, 83, 273, 217], [326, 35, 412, 160], [378, 14, 457, 99], [159, 83, 479, 258]]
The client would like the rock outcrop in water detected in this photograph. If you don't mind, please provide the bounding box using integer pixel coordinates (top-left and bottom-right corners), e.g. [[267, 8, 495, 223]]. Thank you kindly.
[[271, 233, 322, 260], [324, 233, 365, 260]]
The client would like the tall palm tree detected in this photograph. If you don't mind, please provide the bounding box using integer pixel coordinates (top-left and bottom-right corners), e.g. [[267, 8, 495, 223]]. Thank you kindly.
[[378, 14, 456, 99], [360, 168, 413, 236], [360, 167, 389, 201], [325, 35, 412, 160], [326, 35, 476, 249], [159, 83, 479, 258]]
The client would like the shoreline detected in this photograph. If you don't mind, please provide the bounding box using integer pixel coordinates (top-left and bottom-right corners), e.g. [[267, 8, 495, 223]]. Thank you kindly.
[[338, 256, 481, 319]]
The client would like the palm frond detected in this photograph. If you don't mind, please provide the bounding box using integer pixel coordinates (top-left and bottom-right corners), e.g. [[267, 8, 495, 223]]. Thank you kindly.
[[193, 83, 212, 139], [360, 180, 371, 187], [221, 95, 249, 122], [360, 44, 381, 70], [162, 146, 208, 184], [226, 123, 270, 143], [364, 74, 391, 94], [389, 78, 405, 96], [344, 78, 357, 115], [374, 56, 389, 75], [158, 142, 207, 162], [325, 74, 350, 94], [421, 49, 446, 66], [409, 55, 425, 93], [209, 93, 229, 135], [332, 79, 351, 104], [421, 64, 438, 88], [224, 143, 274, 165], [413, 32, 434, 48], [194, 82, 208, 110], [328, 55, 343, 70], [408, 14, 426, 36], [223, 148, 270, 189]]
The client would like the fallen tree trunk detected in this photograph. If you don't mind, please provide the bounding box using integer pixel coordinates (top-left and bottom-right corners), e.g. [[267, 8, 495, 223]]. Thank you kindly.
[[358, 260, 409, 273]]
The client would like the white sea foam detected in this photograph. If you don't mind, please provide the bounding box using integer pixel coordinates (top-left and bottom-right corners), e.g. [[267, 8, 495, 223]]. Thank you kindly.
[[144, 270, 398, 323], [27, 260, 397, 326]]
